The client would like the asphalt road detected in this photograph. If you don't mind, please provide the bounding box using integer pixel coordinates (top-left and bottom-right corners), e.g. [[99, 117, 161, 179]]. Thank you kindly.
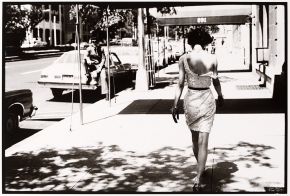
[[4, 56, 106, 149]]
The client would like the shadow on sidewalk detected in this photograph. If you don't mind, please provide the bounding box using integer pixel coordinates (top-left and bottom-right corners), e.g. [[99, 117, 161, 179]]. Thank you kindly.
[[48, 89, 106, 104], [47, 83, 134, 104], [4, 141, 282, 193], [196, 161, 238, 193], [119, 98, 285, 114]]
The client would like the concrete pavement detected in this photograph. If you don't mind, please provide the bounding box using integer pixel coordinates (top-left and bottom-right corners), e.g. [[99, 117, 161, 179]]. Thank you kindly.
[[4, 63, 286, 193]]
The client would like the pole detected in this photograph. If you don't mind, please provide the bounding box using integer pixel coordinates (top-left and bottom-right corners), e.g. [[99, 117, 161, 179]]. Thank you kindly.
[[106, 6, 111, 106], [183, 26, 186, 54], [76, 4, 83, 125], [157, 23, 160, 75], [49, 5, 52, 46], [54, 15, 57, 46]]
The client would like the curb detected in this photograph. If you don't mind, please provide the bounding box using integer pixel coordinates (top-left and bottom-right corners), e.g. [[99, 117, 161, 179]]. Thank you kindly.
[[5, 51, 64, 62]]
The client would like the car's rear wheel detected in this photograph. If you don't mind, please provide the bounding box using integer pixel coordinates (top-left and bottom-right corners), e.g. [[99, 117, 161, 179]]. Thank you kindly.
[[51, 88, 63, 99], [6, 113, 20, 134]]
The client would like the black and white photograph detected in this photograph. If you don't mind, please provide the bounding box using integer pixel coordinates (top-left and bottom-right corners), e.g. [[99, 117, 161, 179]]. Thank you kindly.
[[2, 1, 287, 193]]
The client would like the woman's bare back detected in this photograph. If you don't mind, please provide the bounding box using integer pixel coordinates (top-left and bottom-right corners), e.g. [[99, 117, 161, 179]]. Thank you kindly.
[[186, 50, 216, 76]]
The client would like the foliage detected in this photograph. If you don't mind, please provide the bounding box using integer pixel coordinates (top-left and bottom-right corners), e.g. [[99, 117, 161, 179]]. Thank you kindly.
[[69, 5, 178, 40], [190, 25, 220, 34], [4, 4, 43, 47], [70, 4, 137, 40], [156, 7, 177, 15]]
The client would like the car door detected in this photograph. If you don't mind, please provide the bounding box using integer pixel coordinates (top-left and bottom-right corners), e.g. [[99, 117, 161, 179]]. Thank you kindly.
[[109, 53, 127, 78]]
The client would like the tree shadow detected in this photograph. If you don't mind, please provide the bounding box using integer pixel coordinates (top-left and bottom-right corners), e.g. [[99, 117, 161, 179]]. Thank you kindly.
[[4, 141, 281, 193], [197, 161, 238, 193]]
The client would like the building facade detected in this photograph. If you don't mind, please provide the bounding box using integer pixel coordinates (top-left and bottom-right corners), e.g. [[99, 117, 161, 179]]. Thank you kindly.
[[252, 4, 286, 101], [23, 4, 90, 47]]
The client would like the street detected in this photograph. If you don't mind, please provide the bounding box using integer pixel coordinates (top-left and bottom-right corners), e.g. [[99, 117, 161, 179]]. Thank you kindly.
[[5, 56, 106, 148]]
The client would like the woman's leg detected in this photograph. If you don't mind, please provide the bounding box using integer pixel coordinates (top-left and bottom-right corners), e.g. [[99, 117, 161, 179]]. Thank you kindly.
[[190, 129, 199, 162], [194, 132, 210, 185]]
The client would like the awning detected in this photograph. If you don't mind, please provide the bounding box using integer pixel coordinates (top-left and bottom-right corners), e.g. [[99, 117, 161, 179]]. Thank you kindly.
[[156, 5, 252, 26]]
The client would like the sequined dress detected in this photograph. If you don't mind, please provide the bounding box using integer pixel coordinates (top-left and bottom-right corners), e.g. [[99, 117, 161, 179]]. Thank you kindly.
[[183, 54, 216, 133]]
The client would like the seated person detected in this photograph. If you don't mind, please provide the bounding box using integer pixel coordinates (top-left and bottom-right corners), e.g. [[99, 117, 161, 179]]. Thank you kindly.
[[84, 39, 106, 84]]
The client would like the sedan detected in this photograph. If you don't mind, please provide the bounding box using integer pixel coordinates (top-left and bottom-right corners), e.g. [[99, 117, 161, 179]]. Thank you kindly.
[[38, 50, 135, 98]]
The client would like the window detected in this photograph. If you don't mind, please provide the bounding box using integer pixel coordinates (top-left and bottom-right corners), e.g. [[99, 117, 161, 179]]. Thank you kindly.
[[44, 12, 49, 21], [51, 4, 58, 12]]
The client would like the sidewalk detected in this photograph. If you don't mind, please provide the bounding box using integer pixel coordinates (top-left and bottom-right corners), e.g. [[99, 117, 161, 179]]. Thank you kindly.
[[4, 63, 286, 193]]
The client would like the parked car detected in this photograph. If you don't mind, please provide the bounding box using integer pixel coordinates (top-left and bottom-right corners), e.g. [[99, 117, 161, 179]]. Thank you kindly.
[[120, 38, 137, 46], [109, 46, 139, 81], [80, 42, 89, 49], [4, 89, 38, 134], [38, 50, 135, 98], [21, 40, 47, 48], [34, 40, 48, 47]]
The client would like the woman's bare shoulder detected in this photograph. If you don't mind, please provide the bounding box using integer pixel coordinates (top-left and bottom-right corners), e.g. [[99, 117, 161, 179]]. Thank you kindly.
[[178, 54, 187, 64], [179, 54, 187, 61]]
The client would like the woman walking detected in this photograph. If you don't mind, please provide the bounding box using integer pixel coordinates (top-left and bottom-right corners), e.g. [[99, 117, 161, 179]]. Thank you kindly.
[[171, 27, 224, 189]]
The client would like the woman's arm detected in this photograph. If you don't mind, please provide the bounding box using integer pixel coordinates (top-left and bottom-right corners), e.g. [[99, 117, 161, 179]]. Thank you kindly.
[[173, 56, 185, 109], [171, 56, 185, 123], [212, 57, 223, 96], [212, 57, 224, 106]]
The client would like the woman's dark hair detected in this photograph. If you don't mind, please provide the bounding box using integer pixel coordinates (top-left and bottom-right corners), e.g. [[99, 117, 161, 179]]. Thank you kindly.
[[187, 27, 213, 48]]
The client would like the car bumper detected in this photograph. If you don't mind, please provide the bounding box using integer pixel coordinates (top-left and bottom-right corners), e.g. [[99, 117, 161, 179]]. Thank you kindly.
[[38, 81, 98, 90], [27, 105, 38, 118]]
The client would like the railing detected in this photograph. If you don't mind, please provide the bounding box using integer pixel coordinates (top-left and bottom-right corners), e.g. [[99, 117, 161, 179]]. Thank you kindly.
[[255, 47, 270, 87]]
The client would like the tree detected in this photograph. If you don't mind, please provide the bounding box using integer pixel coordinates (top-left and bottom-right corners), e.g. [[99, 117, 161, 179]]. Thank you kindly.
[[69, 4, 136, 40], [190, 25, 220, 34], [4, 4, 43, 48], [156, 7, 177, 15]]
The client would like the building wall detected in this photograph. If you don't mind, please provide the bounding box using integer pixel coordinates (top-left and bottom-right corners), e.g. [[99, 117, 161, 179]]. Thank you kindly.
[[25, 4, 90, 46], [252, 4, 286, 96], [268, 5, 285, 75]]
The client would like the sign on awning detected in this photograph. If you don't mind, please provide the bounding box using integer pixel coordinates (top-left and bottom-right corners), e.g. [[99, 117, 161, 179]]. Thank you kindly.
[[157, 15, 251, 26]]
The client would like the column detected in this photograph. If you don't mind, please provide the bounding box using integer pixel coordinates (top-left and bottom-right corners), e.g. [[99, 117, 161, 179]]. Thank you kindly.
[[49, 5, 52, 46], [42, 5, 46, 42], [59, 5, 63, 45], [135, 8, 148, 91], [80, 16, 83, 42], [54, 15, 57, 46]]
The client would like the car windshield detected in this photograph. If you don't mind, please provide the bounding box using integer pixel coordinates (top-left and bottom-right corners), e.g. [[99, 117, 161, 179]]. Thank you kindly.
[[55, 52, 84, 64]]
